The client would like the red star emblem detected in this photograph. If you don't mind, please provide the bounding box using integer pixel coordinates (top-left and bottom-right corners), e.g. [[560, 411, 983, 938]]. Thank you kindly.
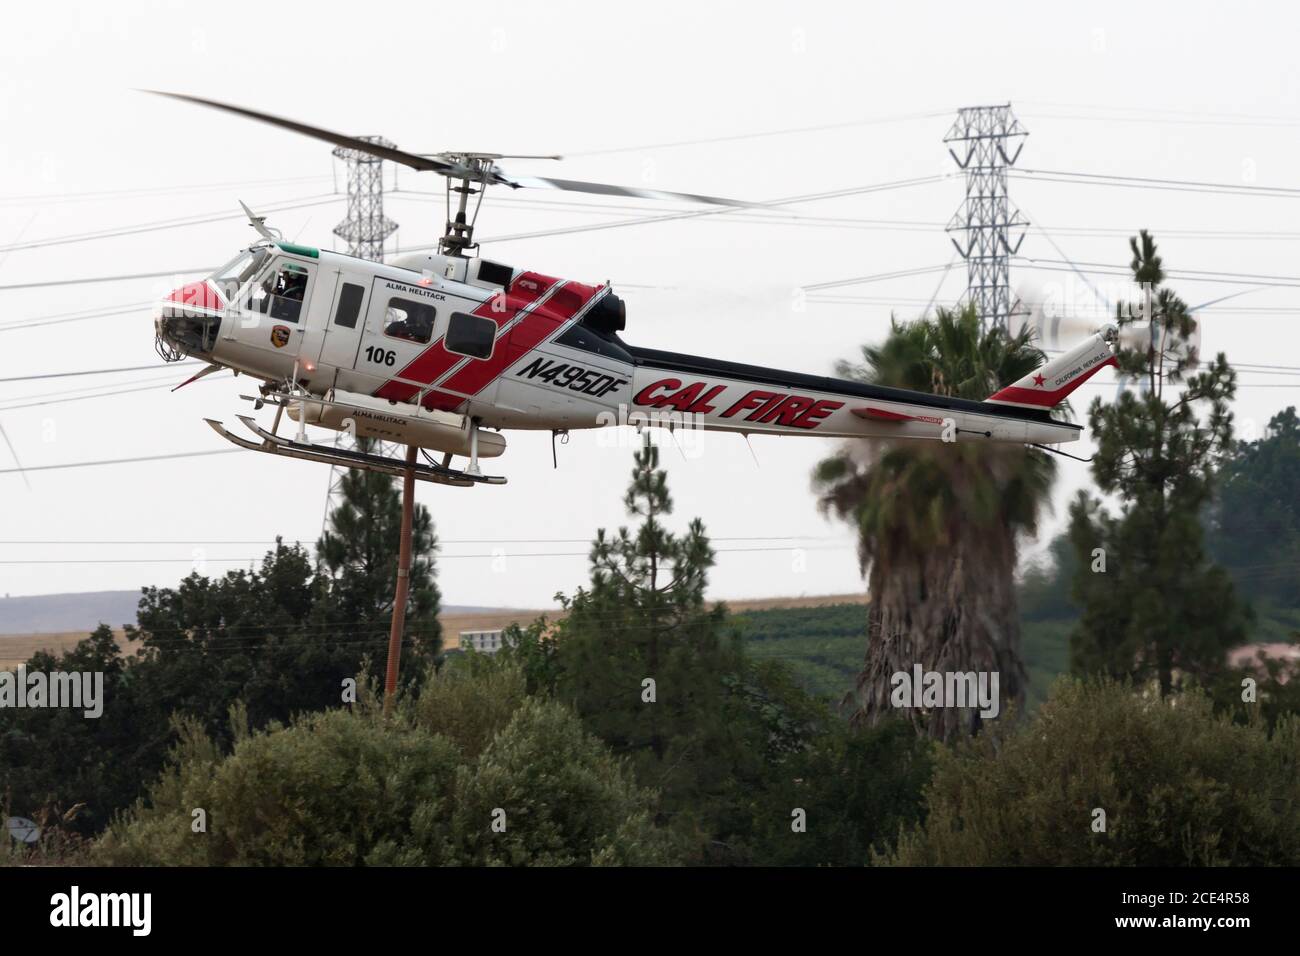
[[1033, 373, 1045, 386]]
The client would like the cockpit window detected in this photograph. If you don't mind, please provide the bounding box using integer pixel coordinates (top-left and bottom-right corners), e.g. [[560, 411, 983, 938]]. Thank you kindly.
[[384, 297, 436, 345], [247, 260, 311, 324], [210, 248, 271, 302]]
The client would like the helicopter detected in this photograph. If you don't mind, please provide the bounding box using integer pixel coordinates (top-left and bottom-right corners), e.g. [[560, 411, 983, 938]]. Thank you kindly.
[[150, 92, 1117, 488]]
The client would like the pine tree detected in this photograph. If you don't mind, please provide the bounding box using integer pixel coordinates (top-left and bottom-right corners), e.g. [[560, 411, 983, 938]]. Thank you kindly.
[[1069, 232, 1248, 695], [554, 433, 748, 843]]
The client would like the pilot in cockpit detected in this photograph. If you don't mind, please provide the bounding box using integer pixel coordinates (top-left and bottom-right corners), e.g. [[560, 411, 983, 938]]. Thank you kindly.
[[277, 267, 308, 302]]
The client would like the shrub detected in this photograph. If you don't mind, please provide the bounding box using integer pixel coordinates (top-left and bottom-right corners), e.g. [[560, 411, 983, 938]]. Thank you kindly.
[[97, 704, 459, 866], [447, 697, 674, 866], [750, 718, 935, 866], [97, 663, 675, 866], [881, 678, 1300, 866]]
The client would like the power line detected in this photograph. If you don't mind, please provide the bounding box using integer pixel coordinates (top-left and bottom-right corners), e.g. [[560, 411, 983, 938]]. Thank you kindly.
[[1018, 101, 1300, 129], [0, 448, 241, 475], [0, 302, 154, 333], [0, 173, 333, 207], [0, 267, 213, 293], [398, 189, 1300, 241], [0, 544, 855, 565], [392, 189, 946, 233], [0, 373, 180, 409], [0, 195, 341, 254], [0, 361, 202, 384], [1012, 167, 1300, 199], [0, 534, 846, 545], [391, 175, 953, 255], [0, 375, 226, 413], [566, 108, 952, 157], [801, 263, 954, 292], [1013, 259, 1300, 289]]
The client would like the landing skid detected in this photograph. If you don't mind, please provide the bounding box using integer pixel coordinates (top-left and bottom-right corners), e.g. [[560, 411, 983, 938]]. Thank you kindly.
[[204, 416, 506, 487]]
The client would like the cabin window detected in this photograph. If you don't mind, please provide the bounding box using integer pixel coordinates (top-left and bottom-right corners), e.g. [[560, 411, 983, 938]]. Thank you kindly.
[[445, 311, 496, 360], [334, 283, 365, 329], [247, 261, 311, 324], [210, 248, 270, 302], [383, 297, 436, 345]]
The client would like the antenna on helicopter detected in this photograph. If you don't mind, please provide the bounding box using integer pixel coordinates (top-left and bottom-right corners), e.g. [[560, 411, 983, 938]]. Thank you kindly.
[[145, 91, 764, 258], [239, 200, 283, 242]]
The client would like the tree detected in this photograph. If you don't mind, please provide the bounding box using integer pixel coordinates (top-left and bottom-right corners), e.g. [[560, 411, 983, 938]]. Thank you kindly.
[[1069, 232, 1249, 695], [552, 434, 797, 860], [1207, 405, 1300, 608], [812, 304, 1057, 740], [316, 445, 442, 667], [129, 540, 400, 739], [0, 626, 142, 837], [3, 462, 449, 838]]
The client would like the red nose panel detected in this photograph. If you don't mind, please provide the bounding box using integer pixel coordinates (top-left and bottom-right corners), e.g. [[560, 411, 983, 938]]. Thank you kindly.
[[167, 280, 224, 313]]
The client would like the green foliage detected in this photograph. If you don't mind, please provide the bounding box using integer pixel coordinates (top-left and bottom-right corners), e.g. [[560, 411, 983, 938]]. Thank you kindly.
[[731, 604, 864, 700], [1019, 618, 1073, 710], [130, 541, 365, 744], [1070, 232, 1249, 696], [98, 701, 460, 866], [413, 650, 530, 760], [1018, 533, 1079, 623], [0, 626, 150, 835], [550, 436, 833, 861], [2, 464, 445, 837], [883, 678, 1300, 866], [496, 616, 562, 697], [1208, 406, 1300, 607], [750, 719, 935, 866], [97, 662, 672, 866], [447, 697, 672, 866]]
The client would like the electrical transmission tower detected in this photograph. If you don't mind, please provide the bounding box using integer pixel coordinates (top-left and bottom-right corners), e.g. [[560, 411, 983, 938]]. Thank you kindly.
[[321, 139, 400, 533], [943, 104, 1029, 331], [332, 137, 399, 259]]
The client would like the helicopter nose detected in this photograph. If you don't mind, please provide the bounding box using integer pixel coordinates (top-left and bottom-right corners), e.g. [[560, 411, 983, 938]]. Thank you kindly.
[[165, 280, 225, 314], [155, 280, 224, 360]]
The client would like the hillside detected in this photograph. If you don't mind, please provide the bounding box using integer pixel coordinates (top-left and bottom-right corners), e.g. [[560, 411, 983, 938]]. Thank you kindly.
[[0, 591, 872, 667]]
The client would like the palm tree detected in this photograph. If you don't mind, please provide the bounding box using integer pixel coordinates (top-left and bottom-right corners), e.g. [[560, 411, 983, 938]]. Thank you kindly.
[[812, 304, 1059, 741]]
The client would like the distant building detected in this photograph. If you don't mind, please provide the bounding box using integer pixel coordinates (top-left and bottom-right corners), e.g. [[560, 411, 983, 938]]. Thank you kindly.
[[459, 629, 512, 654]]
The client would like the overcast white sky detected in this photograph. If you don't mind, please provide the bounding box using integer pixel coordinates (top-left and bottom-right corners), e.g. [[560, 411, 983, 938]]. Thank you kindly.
[[2, 0, 1299, 610]]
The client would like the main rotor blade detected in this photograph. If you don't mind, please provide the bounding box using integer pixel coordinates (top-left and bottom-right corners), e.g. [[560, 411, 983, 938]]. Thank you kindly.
[[143, 90, 455, 174], [505, 175, 763, 208]]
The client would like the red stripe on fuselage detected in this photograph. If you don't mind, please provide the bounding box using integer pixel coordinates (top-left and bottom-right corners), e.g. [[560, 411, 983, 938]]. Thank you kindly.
[[373, 272, 556, 404], [437, 280, 602, 400]]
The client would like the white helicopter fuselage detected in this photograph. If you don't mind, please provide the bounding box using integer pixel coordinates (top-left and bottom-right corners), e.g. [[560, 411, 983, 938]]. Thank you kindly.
[[156, 239, 1095, 472]]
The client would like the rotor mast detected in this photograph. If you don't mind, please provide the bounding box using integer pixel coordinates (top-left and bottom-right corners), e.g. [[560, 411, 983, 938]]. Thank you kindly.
[[439, 155, 496, 257]]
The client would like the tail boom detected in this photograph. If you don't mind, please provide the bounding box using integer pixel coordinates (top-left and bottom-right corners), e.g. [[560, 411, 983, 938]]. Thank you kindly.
[[623, 346, 1082, 446]]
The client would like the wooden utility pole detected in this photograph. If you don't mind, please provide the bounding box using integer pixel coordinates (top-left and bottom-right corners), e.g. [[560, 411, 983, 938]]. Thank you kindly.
[[383, 444, 419, 716]]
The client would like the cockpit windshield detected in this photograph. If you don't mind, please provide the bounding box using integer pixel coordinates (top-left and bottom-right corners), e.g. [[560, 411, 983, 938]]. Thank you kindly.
[[210, 247, 272, 301]]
